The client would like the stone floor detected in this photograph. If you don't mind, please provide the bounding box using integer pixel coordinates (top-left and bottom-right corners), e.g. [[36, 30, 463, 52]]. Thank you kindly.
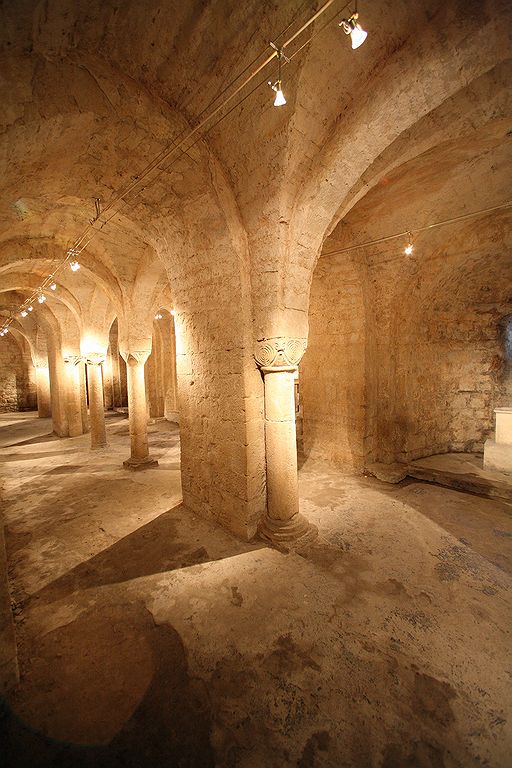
[[1, 412, 511, 767]]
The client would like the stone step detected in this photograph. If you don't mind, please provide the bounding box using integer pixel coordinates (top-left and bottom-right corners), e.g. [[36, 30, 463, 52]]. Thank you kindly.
[[407, 465, 512, 504]]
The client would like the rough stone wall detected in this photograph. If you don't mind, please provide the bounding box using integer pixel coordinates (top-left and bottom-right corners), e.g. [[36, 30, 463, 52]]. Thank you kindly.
[[0, 334, 35, 412], [301, 252, 368, 470], [302, 224, 512, 469]]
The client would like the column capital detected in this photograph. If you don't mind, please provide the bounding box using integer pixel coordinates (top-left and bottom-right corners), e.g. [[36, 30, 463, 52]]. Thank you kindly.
[[85, 352, 106, 366], [120, 349, 151, 366], [254, 337, 307, 371], [63, 354, 82, 366]]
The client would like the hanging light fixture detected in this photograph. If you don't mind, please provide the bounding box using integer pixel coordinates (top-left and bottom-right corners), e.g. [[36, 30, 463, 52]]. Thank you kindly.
[[154, 312, 163, 320], [339, 1, 368, 49], [49, 282, 57, 291], [20, 309, 28, 317], [27, 305, 33, 312], [38, 293, 46, 303], [67, 247, 81, 271], [404, 232, 414, 255], [268, 43, 289, 107]]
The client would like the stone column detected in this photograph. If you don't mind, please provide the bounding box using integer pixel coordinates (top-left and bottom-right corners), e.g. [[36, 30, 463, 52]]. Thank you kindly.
[[35, 364, 51, 418], [255, 339, 317, 547], [48, 344, 69, 437], [64, 355, 83, 437], [122, 350, 158, 470], [86, 353, 107, 449]]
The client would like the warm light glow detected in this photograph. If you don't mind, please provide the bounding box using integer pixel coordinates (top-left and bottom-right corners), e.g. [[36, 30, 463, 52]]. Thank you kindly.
[[80, 334, 107, 358], [155, 312, 163, 320], [38, 294, 46, 303], [350, 22, 367, 48], [28, 305, 33, 312], [170, 310, 176, 317], [273, 87, 286, 107], [20, 310, 28, 317], [404, 243, 414, 255], [50, 282, 57, 290], [69, 260, 80, 272]]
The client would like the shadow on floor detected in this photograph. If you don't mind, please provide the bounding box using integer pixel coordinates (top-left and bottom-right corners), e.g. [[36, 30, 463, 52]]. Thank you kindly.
[[1, 433, 59, 449], [32, 504, 263, 605], [2, 601, 214, 768], [0, 450, 85, 463]]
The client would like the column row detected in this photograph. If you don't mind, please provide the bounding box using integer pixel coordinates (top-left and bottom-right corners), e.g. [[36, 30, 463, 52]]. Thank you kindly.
[[35, 350, 164, 470]]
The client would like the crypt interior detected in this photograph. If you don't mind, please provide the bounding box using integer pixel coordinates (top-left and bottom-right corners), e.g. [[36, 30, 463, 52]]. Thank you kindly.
[[0, 0, 512, 766]]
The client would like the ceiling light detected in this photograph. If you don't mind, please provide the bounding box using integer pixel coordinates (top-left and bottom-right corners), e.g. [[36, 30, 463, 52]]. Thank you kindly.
[[38, 293, 46, 303], [27, 305, 33, 312], [404, 232, 414, 255], [50, 282, 57, 290], [154, 312, 163, 320], [69, 260, 80, 272], [170, 310, 176, 317], [269, 43, 288, 107], [273, 85, 287, 107], [20, 310, 28, 317], [339, 9, 368, 49]]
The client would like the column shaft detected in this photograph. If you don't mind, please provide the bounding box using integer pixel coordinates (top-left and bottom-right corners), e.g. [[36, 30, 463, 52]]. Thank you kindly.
[[87, 361, 107, 449], [64, 358, 83, 437], [256, 337, 317, 548], [264, 368, 300, 521], [123, 353, 158, 470]]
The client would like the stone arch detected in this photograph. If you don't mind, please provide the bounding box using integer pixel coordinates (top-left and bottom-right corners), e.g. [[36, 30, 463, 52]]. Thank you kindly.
[[281, 13, 512, 339]]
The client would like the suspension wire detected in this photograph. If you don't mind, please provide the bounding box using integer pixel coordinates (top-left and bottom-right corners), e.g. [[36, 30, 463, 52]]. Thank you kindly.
[[322, 201, 512, 257], [197, 0, 312, 117], [70, 0, 344, 250], [2, 0, 347, 329]]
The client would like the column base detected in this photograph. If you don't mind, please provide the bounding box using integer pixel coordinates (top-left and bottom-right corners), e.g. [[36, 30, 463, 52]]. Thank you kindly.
[[91, 442, 108, 451], [259, 512, 318, 551], [123, 456, 159, 471]]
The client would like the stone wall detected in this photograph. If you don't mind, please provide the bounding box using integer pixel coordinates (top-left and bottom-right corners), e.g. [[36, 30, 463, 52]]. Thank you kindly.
[[0, 334, 36, 413], [301, 252, 368, 470], [302, 222, 512, 469]]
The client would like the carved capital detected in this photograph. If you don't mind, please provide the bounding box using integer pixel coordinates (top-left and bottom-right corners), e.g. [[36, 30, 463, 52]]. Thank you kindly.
[[121, 350, 151, 366], [85, 352, 106, 366], [254, 337, 307, 371], [63, 354, 82, 366]]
